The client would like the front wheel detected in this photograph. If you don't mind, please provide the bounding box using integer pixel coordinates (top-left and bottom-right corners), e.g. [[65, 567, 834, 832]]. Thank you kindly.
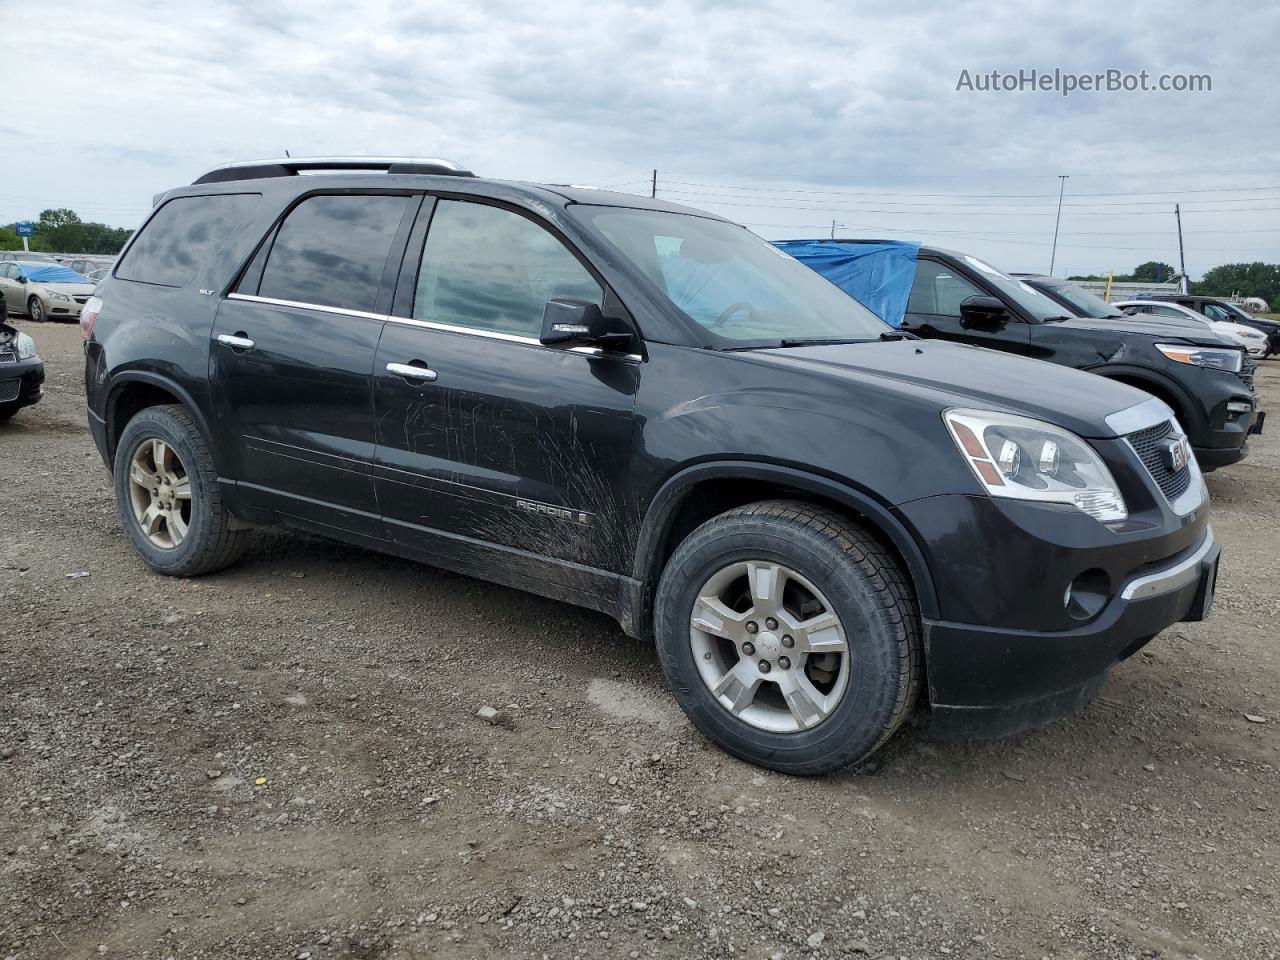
[[26, 296, 43, 322], [654, 501, 922, 775], [113, 404, 248, 576]]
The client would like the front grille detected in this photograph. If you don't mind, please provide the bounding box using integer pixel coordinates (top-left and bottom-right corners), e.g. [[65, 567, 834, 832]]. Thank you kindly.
[[1238, 356, 1256, 393], [0, 379, 20, 403], [0, 351, 14, 364], [1126, 420, 1192, 502]]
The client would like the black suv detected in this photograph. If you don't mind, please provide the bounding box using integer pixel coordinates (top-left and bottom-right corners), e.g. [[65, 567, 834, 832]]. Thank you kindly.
[[1, 312, 44, 421], [777, 241, 1260, 471], [1141, 294, 1280, 356], [85, 158, 1219, 774]]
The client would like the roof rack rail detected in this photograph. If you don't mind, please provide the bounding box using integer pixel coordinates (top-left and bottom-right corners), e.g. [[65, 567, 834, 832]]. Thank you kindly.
[[192, 156, 476, 185]]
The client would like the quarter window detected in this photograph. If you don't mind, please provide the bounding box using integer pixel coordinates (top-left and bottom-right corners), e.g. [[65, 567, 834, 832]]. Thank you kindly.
[[116, 193, 261, 288], [413, 199, 602, 337], [257, 194, 411, 314], [907, 260, 985, 317]]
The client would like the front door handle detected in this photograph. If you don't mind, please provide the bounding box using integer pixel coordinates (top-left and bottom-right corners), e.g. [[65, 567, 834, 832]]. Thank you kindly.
[[216, 333, 255, 351], [386, 361, 438, 382]]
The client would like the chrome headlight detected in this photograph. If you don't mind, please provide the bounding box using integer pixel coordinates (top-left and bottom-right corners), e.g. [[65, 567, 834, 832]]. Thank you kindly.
[[944, 409, 1127, 523], [15, 332, 36, 359], [1156, 343, 1243, 373], [49, 291, 71, 302]]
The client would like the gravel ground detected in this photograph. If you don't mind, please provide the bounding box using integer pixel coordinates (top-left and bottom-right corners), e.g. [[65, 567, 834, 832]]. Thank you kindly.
[[2, 321, 1277, 960]]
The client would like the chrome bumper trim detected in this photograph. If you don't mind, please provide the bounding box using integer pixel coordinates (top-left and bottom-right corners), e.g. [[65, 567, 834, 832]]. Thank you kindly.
[[1120, 527, 1216, 601]]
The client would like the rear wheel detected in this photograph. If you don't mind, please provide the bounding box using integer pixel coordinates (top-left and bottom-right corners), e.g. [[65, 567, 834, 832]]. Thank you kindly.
[[113, 405, 248, 576], [654, 501, 922, 775]]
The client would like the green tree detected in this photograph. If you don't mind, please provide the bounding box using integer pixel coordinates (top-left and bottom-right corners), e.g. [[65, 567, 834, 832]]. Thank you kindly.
[[0, 225, 19, 251], [1193, 262, 1280, 306], [1128, 261, 1177, 282], [35, 208, 85, 252]]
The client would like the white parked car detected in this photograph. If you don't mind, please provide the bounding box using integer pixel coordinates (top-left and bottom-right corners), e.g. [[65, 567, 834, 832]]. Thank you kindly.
[[1114, 299, 1268, 358]]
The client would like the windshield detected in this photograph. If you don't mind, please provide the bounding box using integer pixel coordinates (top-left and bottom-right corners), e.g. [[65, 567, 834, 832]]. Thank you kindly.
[[1041, 280, 1124, 318], [958, 256, 1071, 321], [576, 206, 890, 345]]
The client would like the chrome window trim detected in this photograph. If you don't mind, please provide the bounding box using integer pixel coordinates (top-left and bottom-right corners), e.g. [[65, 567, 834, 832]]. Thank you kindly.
[[227, 292, 386, 322], [223, 294, 641, 362], [1104, 395, 1175, 437], [1120, 527, 1215, 600]]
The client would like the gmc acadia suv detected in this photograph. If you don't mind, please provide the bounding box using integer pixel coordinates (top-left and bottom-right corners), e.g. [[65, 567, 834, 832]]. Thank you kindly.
[[84, 157, 1219, 774]]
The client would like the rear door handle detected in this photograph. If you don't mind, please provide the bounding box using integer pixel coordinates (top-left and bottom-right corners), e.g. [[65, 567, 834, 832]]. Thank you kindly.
[[216, 333, 255, 351], [386, 361, 438, 382]]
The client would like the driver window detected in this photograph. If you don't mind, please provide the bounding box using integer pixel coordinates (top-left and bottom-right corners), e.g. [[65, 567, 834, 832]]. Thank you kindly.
[[414, 200, 602, 337], [907, 260, 985, 317]]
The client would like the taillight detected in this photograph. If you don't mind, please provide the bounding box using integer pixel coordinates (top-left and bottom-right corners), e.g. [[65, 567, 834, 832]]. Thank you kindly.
[[81, 296, 102, 341]]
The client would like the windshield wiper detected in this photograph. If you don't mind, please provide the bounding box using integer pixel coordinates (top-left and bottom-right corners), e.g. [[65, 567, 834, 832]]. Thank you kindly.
[[878, 330, 920, 341], [1041, 315, 1073, 323], [775, 337, 877, 348]]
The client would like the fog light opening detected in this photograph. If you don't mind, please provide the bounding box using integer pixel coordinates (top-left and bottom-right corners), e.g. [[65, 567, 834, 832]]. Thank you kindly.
[[1065, 568, 1111, 622]]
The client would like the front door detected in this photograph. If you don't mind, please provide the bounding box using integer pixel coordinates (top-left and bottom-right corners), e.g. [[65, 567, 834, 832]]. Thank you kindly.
[[901, 258, 1031, 353], [209, 192, 416, 535], [372, 197, 640, 596]]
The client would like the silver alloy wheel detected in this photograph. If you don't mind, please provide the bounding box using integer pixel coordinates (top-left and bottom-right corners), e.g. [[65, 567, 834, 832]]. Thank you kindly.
[[689, 560, 851, 733], [127, 437, 192, 549], [27, 297, 42, 322]]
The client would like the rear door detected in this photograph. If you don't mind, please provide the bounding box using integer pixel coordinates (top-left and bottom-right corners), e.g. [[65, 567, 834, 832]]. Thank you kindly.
[[900, 257, 1031, 353], [210, 191, 417, 536], [371, 196, 641, 591]]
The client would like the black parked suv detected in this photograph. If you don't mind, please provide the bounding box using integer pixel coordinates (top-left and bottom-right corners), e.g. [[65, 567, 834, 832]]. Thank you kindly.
[[85, 158, 1219, 774], [778, 240, 1260, 471]]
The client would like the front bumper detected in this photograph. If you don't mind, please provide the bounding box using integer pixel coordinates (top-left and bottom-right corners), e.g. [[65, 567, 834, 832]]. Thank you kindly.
[[41, 296, 85, 320], [924, 528, 1218, 739], [0, 355, 45, 410]]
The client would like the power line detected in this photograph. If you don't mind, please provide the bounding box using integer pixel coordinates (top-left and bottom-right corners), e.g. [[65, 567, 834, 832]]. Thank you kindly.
[[658, 178, 1280, 201]]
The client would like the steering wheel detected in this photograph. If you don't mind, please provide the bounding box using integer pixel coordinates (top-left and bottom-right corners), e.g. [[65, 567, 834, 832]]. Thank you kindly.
[[713, 301, 757, 327]]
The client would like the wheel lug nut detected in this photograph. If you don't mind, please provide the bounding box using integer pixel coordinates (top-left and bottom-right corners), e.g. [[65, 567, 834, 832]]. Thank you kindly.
[[765, 617, 778, 630], [741, 642, 755, 656], [781, 635, 794, 648], [745, 621, 758, 634], [758, 660, 771, 673], [778, 656, 791, 670]]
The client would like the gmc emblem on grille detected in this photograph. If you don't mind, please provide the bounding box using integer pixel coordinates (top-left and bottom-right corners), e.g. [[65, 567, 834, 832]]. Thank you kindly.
[[1164, 436, 1189, 474]]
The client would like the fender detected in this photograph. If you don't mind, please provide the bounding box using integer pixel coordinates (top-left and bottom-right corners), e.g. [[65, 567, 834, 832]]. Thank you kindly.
[[1085, 363, 1203, 433], [629, 460, 941, 626], [103, 370, 221, 473]]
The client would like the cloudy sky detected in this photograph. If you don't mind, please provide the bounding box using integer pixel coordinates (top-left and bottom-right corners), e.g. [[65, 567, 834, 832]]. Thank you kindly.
[[5, 0, 1277, 277]]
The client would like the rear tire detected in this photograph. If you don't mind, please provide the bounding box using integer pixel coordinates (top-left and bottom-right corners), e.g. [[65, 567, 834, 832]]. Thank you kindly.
[[113, 404, 248, 576], [654, 500, 922, 775]]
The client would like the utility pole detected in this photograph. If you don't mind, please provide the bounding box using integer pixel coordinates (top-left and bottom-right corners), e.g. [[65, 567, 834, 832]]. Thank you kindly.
[[831, 219, 837, 239], [1049, 175, 1068, 275], [651, 169, 657, 199], [1175, 203, 1189, 293]]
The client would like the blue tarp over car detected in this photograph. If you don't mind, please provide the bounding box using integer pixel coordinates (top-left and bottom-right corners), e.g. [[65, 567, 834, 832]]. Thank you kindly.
[[774, 240, 919, 328], [23, 265, 90, 284]]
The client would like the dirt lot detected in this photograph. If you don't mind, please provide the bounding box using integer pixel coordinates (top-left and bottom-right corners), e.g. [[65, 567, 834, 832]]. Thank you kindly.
[[2, 321, 1277, 960]]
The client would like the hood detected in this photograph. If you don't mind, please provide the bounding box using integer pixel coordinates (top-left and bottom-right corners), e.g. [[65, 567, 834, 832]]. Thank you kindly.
[[751, 339, 1150, 438], [1050, 315, 1237, 346], [34, 282, 96, 296], [1213, 320, 1265, 340]]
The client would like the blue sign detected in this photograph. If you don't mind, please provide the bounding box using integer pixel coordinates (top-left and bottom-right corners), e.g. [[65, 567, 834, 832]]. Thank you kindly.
[[16, 222, 33, 238]]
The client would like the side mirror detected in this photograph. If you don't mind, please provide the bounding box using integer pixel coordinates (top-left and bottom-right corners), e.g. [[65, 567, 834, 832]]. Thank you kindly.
[[959, 295, 1006, 329], [16, 276, 27, 285], [539, 298, 631, 349]]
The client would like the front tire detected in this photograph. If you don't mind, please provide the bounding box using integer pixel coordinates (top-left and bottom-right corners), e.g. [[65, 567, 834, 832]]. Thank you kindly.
[[113, 404, 248, 576], [654, 501, 922, 775], [27, 296, 43, 322]]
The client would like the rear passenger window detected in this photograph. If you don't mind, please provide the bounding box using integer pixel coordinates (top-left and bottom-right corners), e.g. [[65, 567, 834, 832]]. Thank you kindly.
[[257, 194, 410, 314], [413, 199, 602, 337], [116, 193, 261, 288]]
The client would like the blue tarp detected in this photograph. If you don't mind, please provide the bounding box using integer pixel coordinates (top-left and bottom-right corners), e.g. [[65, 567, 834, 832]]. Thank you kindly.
[[774, 240, 919, 328], [22, 265, 90, 284]]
